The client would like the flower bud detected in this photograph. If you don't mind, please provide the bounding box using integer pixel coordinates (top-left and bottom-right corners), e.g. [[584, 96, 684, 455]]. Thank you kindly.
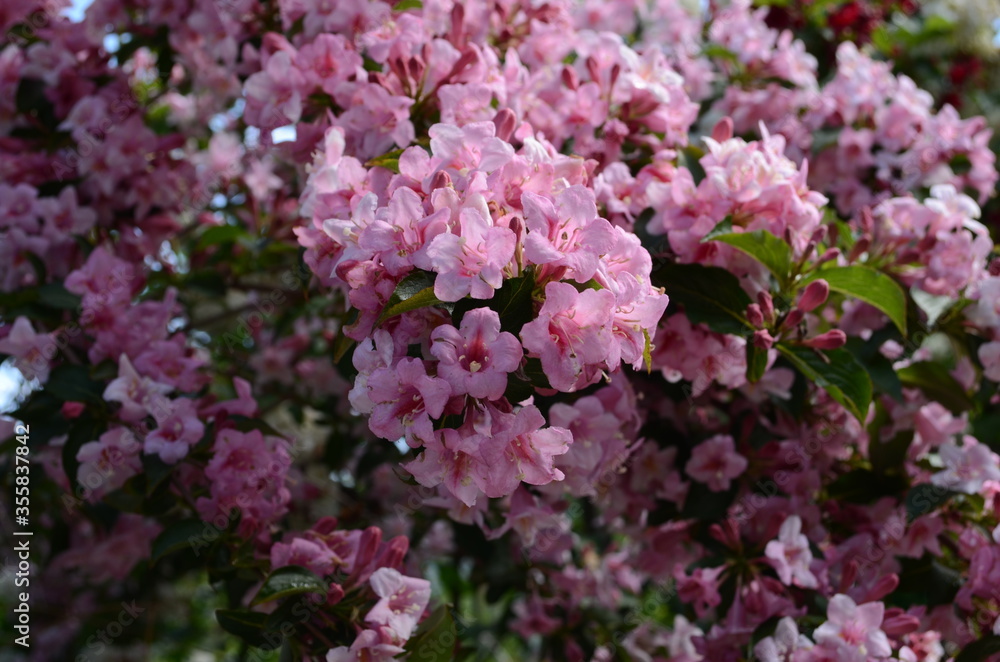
[[326, 582, 345, 606], [712, 116, 733, 142], [753, 329, 774, 350], [882, 610, 920, 637], [746, 303, 764, 328], [816, 247, 840, 265], [314, 516, 338, 535], [430, 169, 452, 191], [757, 291, 774, 322], [798, 279, 829, 313], [803, 329, 847, 350], [493, 108, 517, 142], [862, 573, 899, 603], [782, 308, 804, 330]]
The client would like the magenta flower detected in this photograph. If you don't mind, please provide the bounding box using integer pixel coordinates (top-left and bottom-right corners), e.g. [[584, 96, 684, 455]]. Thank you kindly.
[[425, 206, 516, 301], [522, 186, 617, 284], [359, 187, 449, 277], [430, 308, 522, 400], [367, 358, 451, 445], [102, 354, 173, 423], [0, 316, 55, 383], [364, 567, 432, 640], [685, 434, 748, 492], [813, 595, 891, 660], [764, 515, 818, 589], [520, 281, 615, 392], [325, 629, 404, 662], [144, 398, 205, 464]]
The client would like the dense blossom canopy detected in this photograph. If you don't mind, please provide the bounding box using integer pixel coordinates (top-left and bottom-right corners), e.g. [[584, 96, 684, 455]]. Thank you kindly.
[[2, 0, 1000, 661]]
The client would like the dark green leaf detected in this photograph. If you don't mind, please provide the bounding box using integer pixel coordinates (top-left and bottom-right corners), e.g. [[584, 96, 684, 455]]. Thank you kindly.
[[826, 469, 907, 504], [45, 364, 104, 404], [652, 263, 752, 336], [745, 341, 767, 383], [905, 484, 956, 521], [395, 0, 423, 9], [215, 609, 268, 648], [375, 271, 443, 326], [404, 605, 456, 662], [869, 430, 913, 475], [486, 271, 535, 336], [37, 283, 81, 310], [708, 230, 792, 286], [955, 635, 1000, 662], [365, 148, 405, 173], [251, 565, 327, 606], [152, 519, 210, 562], [777, 344, 872, 422], [196, 225, 250, 250], [897, 362, 974, 414], [892, 554, 961, 608], [700, 216, 733, 243], [678, 146, 706, 185], [800, 265, 907, 336]]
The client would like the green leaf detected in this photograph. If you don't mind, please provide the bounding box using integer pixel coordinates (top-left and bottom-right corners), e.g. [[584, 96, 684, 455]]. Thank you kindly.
[[777, 344, 872, 422], [251, 565, 327, 606], [403, 605, 456, 662], [375, 271, 443, 326], [485, 271, 535, 336], [869, 430, 913, 475], [800, 266, 907, 336], [745, 341, 767, 383], [395, 0, 423, 9], [152, 519, 209, 562], [905, 483, 956, 521], [896, 361, 974, 414], [37, 283, 81, 310], [196, 225, 250, 250], [700, 216, 733, 243], [826, 469, 908, 503], [365, 148, 405, 173], [45, 364, 104, 404], [893, 554, 961, 608], [215, 609, 268, 648], [956, 636, 1000, 662], [652, 263, 752, 335], [677, 146, 706, 186], [707, 230, 792, 287], [642, 329, 653, 374]]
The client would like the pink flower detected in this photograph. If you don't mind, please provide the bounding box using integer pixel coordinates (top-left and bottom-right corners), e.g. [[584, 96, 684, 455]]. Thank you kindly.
[[930, 437, 1000, 494], [367, 358, 450, 445], [102, 354, 173, 423], [765, 515, 818, 588], [75, 427, 143, 502], [326, 629, 404, 662], [196, 429, 292, 534], [270, 537, 338, 578], [675, 565, 725, 618], [685, 434, 747, 492], [243, 50, 306, 128], [0, 317, 55, 383], [364, 567, 431, 640], [144, 397, 205, 464], [430, 308, 522, 400], [522, 186, 617, 284], [754, 617, 815, 662], [359, 187, 449, 277], [520, 281, 615, 392], [425, 205, 516, 301], [979, 341, 1000, 382], [813, 595, 891, 660]]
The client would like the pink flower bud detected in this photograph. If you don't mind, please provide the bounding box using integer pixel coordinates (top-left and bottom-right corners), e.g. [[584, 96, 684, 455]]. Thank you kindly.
[[782, 308, 804, 329], [882, 610, 920, 637], [798, 279, 829, 313], [493, 108, 517, 142], [803, 329, 847, 350], [746, 303, 764, 328], [430, 169, 452, 190], [712, 117, 733, 142], [816, 247, 840, 265], [753, 329, 774, 350], [757, 291, 774, 322], [862, 573, 899, 603], [561, 66, 579, 90], [326, 582, 345, 606], [314, 516, 338, 535], [61, 401, 85, 418]]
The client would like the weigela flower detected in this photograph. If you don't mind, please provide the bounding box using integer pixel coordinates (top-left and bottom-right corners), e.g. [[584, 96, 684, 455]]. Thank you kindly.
[[430, 308, 522, 400]]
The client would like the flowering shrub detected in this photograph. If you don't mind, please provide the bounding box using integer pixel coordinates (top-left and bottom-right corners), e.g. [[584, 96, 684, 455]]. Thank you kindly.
[[1, 0, 1000, 660]]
